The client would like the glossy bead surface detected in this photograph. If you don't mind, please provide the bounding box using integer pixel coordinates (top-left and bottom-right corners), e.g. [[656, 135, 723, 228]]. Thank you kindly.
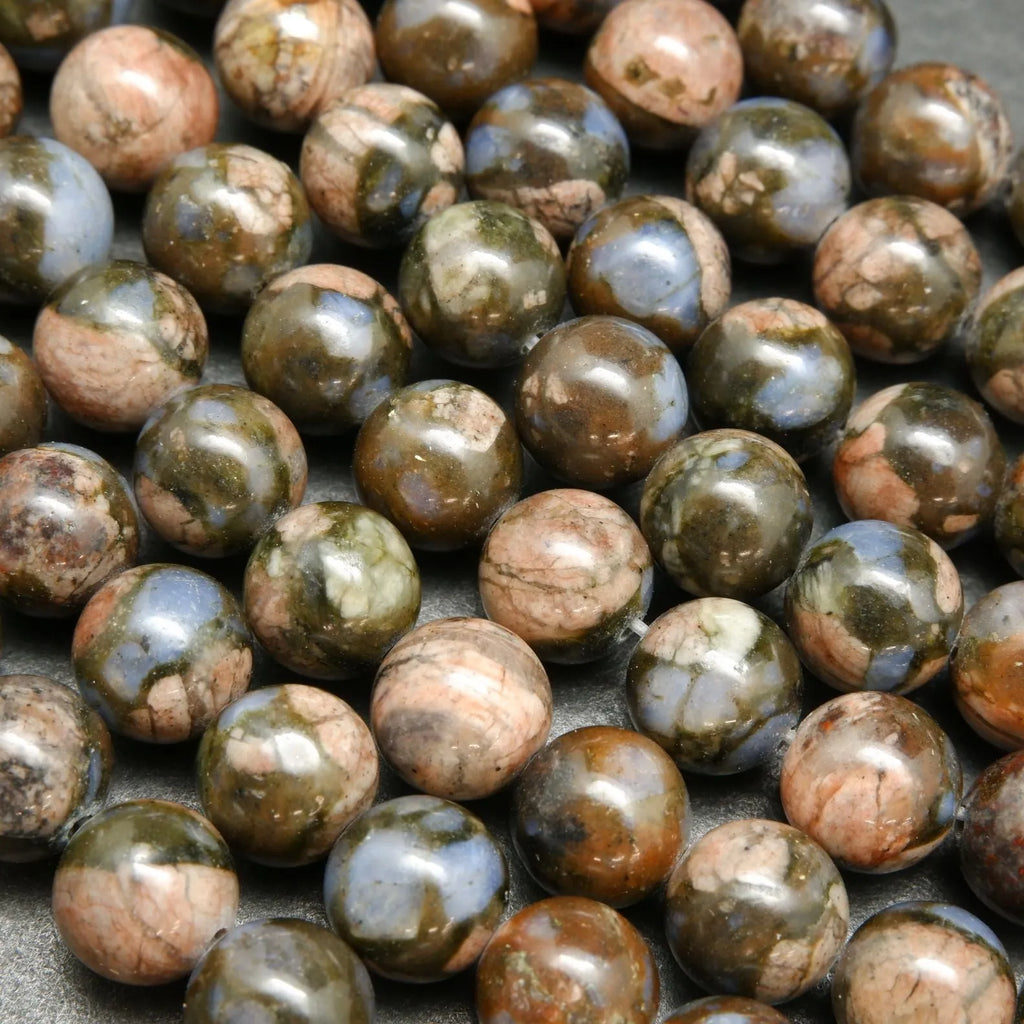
[[184, 918, 375, 1024], [833, 382, 1005, 548], [685, 97, 850, 263], [996, 453, 1024, 577], [0, 336, 45, 455], [0, 0, 129, 69], [0, 42, 20, 136], [142, 143, 313, 313], [50, 26, 218, 191], [784, 519, 963, 694], [353, 380, 522, 550], [852, 62, 1014, 215], [244, 501, 420, 680], [34, 260, 207, 432], [1008, 148, 1024, 246], [214, 0, 374, 132], [831, 902, 1016, 1024], [241, 264, 412, 435], [197, 684, 378, 866], [665, 818, 849, 1003], [627, 597, 802, 775], [0, 443, 138, 616], [640, 429, 813, 600], [0, 674, 113, 863], [72, 564, 253, 744], [52, 799, 239, 985], [479, 489, 653, 663], [813, 196, 982, 363], [398, 199, 565, 368], [584, 0, 743, 149], [465, 78, 630, 241], [515, 315, 689, 489], [664, 996, 789, 1024], [324, 795, 507, 981], [476, 896, 659, 1024], [529, 0, 621, 33], [966, 267, 1024, 423], [781, 691, 960, 872], [687, 297, 855, 461]]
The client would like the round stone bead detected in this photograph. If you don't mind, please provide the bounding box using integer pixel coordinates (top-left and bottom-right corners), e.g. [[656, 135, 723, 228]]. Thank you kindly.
[[72, 564, 254, 744], [1007, 149, 1024, 246], [664, 997, 789, 1024], [197, 684, 378, 866], [33, 260, 207, 432], [398, 199, 565, 368], [476, 896, 659, 1024], [52, 799, 239, 985], [0, 0, 129, 69], [134, 384, 307, 559], [996, 454, 1024, 577], [666, 818, 848, 1003], [464, 78, 630, 241], [301, 84, 464, 249], [0, 336, 45, 455], [831, 902, 1016, 1024], [584, 0, 743, 150], [0, 443, 138, 617], [781, 691, 961, 873], [324, 795, 507, 982], [352, 380, 522, 550], [737, 0, 896, 118], [833, 382, 1005, 549], [640, 429, 813, 601], [784, 519, 963, 695], [687, 297, 855, 461], [479, 489, 653, 663], [214, 0, 374, 133], [515, 316, 689, 489], [142, 143, 313, 313], [685, 97, 850, 263], [0, 42, 21, 136], [0, 675, 113, 863], [184, 918, 375, 1024], [529, 0, 621, 33], [241, 264, 412, 435], [627, 598, 802, 775], [375, 0, 537, 123], [966, 267, 1024, 423], [49, 26, 218, 191], [813, 196, 982, 363], [0, 135, 113, 304], [852, 62, 1014, 216], [244, 501, 421, 680]]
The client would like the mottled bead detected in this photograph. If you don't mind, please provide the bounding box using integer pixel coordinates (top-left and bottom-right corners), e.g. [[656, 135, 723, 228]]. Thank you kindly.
[[0, 135, 113, 304], [529, 0, 621, 33], [640, 429, 813, 601], [244, 501, 420, 680], [184, 918, 374, 1024], [465, 78, 630, 241], [476, 896, 658, 1024], [852, 62, 1014, 216], [584, 0, 743, 150], [813, 196, 982, 363], [0, 0, 129, 69], [0, 42, 21, 136], [142, 143, 313, 313], [353, 380, 522, 550], [737, 0, 896, 118], [665, 818, 849, 1003], [833, 382, 1005, 548], [197, 684, 378, 866], [301, 83, 464, 249], [49, 26, 218, 191], [515, 316, 689, 489], [398, 199, 565, 368], [664, 996, 789, 1024], [1007, 148, 1024, 246], [0, 675, 113, 862], [687, 297, 855, 462], [52, 799, 239, 985], [784, 519, 963, 694], [215, 0, 374, 132], [995, 453, 1024, 577], [685, 97, 850, 263], [627, 598, 802, 775], [33, 260, 207, 432], [0, 336, 45, 455], [324, 795, 507, 981], [479, 489, 653, 663], [241, 264, 412, 435], [72, 564, 253, 744], [966, 267, 1024, 423], [0, 443, 138, 617], [831, 902, 1016, 1024]]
